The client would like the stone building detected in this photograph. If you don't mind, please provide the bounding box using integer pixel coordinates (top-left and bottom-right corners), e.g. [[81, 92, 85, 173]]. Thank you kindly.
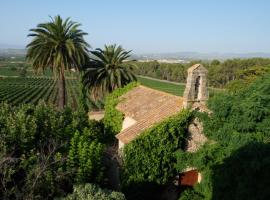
[[183, 64, 208, 108], [113, 64, 208, 151], [115, 85, 184, 149], [110, 64, 209, 192]]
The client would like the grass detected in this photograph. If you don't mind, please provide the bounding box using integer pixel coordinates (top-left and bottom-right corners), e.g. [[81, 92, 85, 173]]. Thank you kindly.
[[137, 76, 185, 96], [137, 76, 223, 97]]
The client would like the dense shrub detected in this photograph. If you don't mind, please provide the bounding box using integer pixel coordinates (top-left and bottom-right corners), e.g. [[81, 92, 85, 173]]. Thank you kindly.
[[103, 82, 138, 136], [179, 188, 204, 200], [204, 75, 270, 144], [67, 131, 104, 183], [177, 142, 270, 200], [0, 102, 105, 199], [122, 110, 193, 199], [226, 65, 270, 92], [60, 183, 126, 200], [176, 75, 270, 200]]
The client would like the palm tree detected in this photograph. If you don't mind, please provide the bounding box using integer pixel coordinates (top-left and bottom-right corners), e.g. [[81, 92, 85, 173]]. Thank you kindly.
[[83, 44, 137, 99], [26, 15, 90, 109]]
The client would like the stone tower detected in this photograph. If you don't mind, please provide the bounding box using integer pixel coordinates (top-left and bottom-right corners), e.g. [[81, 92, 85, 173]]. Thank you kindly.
[[183, 64, 208, 108]]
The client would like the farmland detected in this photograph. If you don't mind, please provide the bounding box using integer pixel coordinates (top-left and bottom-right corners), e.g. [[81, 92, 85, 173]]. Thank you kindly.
[[137, 76, 185, 96], [0, 76, 185, 108], [0, 77, 80, 108], [0, 60, 186, 108], [0, 71, 221, 109], [137, 76, 223, 97]]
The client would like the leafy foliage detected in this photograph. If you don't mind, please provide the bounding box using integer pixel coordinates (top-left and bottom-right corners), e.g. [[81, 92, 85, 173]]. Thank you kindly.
[[179, 188, 204, 200], [130, 58, 270, 88], [26, 15, 90, 108], [0, 102, 105, 199], [204, 75, 270, 144], [177, 142, 270, 200], [103, 82, 138, 136], [226, 65, 270, 92], [67, 131, 104, 183], [60, 183, 126, 200], [122, 110, 193, 199], [176, 74, 270, 200], [83, 44, 137, 100]]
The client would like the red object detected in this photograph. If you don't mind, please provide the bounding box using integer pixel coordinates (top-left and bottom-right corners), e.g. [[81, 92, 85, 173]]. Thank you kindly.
[[179, 170, 199, 186]]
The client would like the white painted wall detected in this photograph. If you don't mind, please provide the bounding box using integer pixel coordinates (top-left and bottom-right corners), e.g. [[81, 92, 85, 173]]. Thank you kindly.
[[121, 116, 137, 131]]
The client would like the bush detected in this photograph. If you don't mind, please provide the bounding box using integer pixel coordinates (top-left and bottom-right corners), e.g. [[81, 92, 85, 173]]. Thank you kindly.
[[0, 102, 105, 199], [203, 75, 270, 144], [60, 183, 126, 200], [67, 131, 104, 183], [179, 188, 204, 200], [103, 82, 138, 136], [176, 75, 270, 200]]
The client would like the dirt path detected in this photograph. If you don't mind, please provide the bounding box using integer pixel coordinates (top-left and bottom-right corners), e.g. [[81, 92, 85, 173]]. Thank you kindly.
[[103, 145, 121, 191]]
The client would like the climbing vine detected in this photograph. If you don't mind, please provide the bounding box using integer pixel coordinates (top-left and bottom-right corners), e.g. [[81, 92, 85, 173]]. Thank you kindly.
[[122, 109, 193, 199], [103, 82, 139, 136]]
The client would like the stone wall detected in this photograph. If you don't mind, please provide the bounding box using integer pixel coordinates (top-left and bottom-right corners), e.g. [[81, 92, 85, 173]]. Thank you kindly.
[[183, 64, 208, 108], [185, 118, 207, 152]]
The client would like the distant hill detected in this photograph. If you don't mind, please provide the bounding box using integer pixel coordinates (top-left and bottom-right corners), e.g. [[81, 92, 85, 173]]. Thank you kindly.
[[132, 52, 270, 61], [0, 49, 26, 57], [1, 45, 270, 60]]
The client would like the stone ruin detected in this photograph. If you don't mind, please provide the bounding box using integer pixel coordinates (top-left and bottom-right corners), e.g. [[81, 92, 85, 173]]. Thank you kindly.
[[183, 64, 209, 152], [183, 64, 208, 109]]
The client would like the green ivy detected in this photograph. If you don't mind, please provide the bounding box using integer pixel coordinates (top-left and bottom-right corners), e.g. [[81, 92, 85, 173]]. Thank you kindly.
[[103, 82, 139, 136], [122, 109, 193, 185]]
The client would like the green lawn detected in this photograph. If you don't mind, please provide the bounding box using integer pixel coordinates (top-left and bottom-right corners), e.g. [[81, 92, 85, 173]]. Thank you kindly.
[[137, 76, 223, 97], [137, 76, 185, 96]]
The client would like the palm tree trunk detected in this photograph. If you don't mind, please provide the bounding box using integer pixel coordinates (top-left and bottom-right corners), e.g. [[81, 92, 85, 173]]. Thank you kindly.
[[58, 68, 66, 109]]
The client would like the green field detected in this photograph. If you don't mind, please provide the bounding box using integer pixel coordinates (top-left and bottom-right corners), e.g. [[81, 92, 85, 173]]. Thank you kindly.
[[0, 77, 80, 108], [0, 61, 221, 108], [137, 76, 185, 96], [137, 76, 222, 97]]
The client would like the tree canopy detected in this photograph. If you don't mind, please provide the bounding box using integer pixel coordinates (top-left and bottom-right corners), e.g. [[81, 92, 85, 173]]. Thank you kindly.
[[83, 44, 137, 99], [26, 15, 90, 109]]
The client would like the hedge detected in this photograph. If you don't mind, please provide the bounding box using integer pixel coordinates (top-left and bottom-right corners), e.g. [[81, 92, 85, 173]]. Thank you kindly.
[[103, 82, 139, 136]]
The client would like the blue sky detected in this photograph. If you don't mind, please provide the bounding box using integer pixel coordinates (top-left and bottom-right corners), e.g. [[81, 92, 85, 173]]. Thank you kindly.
[[1, 0, 270, 53]]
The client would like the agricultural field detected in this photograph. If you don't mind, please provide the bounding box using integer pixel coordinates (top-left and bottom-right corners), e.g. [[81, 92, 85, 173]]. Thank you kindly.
[[0, 77, 80, 108], [137, 76, 185, 96], [0, 73, 221, 110], [137, 76, 222, 97], [0, 61, 221, 109]]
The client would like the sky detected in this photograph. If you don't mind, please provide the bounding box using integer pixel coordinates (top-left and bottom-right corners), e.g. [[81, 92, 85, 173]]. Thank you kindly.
[[1, 0, 270, 54]]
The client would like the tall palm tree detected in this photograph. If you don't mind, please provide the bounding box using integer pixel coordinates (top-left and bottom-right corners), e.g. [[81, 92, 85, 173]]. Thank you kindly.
[[26, 15, 90, 109], [83, 44, 137, 99]]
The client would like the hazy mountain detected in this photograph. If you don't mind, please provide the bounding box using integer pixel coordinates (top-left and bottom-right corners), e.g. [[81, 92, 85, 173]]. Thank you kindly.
[[132, 52, 270, 61], [0, 49, 26, 57], [1, 44, 270, 60]]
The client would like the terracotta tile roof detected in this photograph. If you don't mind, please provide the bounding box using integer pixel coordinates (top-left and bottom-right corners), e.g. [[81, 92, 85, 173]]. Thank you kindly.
[[115, 86, 184, 144]]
